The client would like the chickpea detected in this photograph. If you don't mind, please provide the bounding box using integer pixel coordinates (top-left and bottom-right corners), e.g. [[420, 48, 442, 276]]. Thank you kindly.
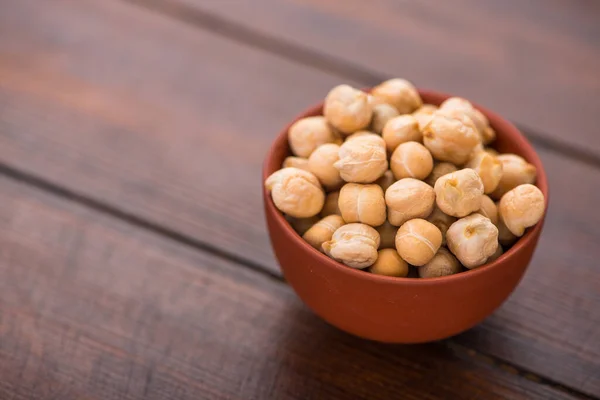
[[465, 152, 503, 194], [265, 167, 325, 218], [303, 215, 345, 251], [338, 183, 386, 227], [376, 220, 397, 249], [484, 147, 499, 157], [308, 143, 343, 191], [345, 131, 385, 145], [390, 141, 434, 180], [282, 156, 310, 171], [395, 219, 442, 266], [288, 116, 341, 157], [371, 78, 423, 114], [334, 134, 388, 183], [375, 170, 395, 192], [320, 191, 342, 217], [497, 212, 518, 247], [324, 85, 373, 134], [434, 169, 484, 217], [499, 184, 545, 236], [425, 162, 458, 187], [426, 205, 457, 246], [369, 249, 409, 277], [491, 154, 537, 199], [486, 244, 503, 263], [482, 126, 496, 144], [322, 223, 380, 268], [419, 248, 461, 278], [382, 115, 422, 153], [370, 103, 399, 134], [286, 215, 319, 236], [475, 195, 498, 226], [440, 97, 491, 144], [446, 214, 499, 269], [422, 112, 480, 165], [414, 104, 438, 116], [385, 178, 435, 226]]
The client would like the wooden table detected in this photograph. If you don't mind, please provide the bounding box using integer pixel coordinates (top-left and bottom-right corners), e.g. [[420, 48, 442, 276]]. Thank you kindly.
[[0, 0, 598, 399]]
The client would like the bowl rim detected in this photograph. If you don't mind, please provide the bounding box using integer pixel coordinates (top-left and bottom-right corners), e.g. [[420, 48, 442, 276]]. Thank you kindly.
[[263, 88, 549, 286]]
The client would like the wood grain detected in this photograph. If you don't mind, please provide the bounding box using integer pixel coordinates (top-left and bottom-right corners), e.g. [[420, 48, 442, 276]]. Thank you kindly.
[[0, 0, 599, 396], [0, 176, 581, 400]]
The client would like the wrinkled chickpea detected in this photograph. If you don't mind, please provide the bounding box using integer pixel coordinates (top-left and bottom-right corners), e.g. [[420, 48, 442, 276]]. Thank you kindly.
[[447, 214, 498, 269], [376, 220, 397, 249], [440, 97, 492, 144], [434, 169, 484, 217], [385, 178, 435, 226], [425, 162, 458, 187], [499, 184, 545, 236], [497, 212, 518, 247], [419, 248, 461, 278], [265, 167, 325, 218], [369, 249, 409, 277], [322, 223, 380, 268], [375, 170, 395, 192], [491, 154, 537, 199], [345, 131, 386, 145], [426, 205, 457, 246], [334, 134, 388, 183], [338, 183, 386, 227], [324, 85, 373, 134], [282, 156, 310, 171], [371, 78, 423, 114], [320, 191, 341, 217], [413, 105, 438, 131], [303, 215, 345, 251], [423, 112, 481, 165], [476, 195, 498, 226], [382, 115, 422, 153], [308, 143, 343, 191], [286, 215, 319, 236], [395, 219, 442, 266], [288, 116, 341, 157], [370, 103, 399, 134], [390, 141, 434, 180], [486, 244, 503, 263], [465, 151, 503, 194]]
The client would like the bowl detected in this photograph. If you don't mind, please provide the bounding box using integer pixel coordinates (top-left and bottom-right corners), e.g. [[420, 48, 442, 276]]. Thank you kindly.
[[263, 90, 548, 343]]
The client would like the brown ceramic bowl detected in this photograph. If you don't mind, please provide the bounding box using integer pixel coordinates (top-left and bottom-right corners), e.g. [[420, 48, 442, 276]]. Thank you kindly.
[[263, 90, 548, 344]]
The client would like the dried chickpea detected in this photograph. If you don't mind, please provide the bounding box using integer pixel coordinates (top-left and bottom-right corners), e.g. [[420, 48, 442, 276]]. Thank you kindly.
[[338, 183, 386, 227], [414, 104, 438, 116], [376, 220, 397, 249], [370, 103, 399, 134], [440, 97, 491, 144], [382, 115, 422, 153], [486, 244, 503, 263], [334, 134, 388, 183], [491, 154, 537, 199], [499, 184, 545, 236], [322, 223, 380, 268], [484, 147, 499, 157], [425, 162, 458, 187], [395, 219, 442, 266], [422, 112, 481, 165], [308, 143, 343, 190], [482, 126, 496, 144], [497, 213, 518, 247], [282, 156, 310, 171], [369, 249, 409, 277], [447, 214, 498, 269], [426, 206, 457, 246], [288, 116, 340, 157], [475, 195, 498, 226], [265, 167, 325, 218], [434, 169, 484, 217], [390, 141, 434, 180], [419, 248, 461, 278], [321, 191, 342, 217], [465, 152, 503, 194], [324, 85, 373, 134], [303, 215, 345, 251], [371, 78, 422, 114], [286, 215, 319, 236], [345, 131, 385, 145], [385, 178, 435, 226], [375, 170, 395, 192]]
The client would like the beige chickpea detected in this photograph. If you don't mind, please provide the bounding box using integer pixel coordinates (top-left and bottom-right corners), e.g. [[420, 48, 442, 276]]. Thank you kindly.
[[288, 116, 341, 157], [425, 162, 458, 187], [476, 195, 498, 226], [371, 78, 423, 114], [338, 183, 386, 227], [497, 212, 518, 247], [395, 219, 442, 266], [320, 191, 342, 217], [426, 206, 457, 246], [413, 105, 438, 131], [390, 141, 434, 180], [369, 249, 409, 277], [447, 214, 498, 269], [376, 220, 397, 249], [282, 156, 310, 171], [434, 168, 484, 218], [324, 85, 373, 134], [491, 154, 537, 199], [334, 135, 388, 183], [308, 143, 343, 190], [375, 170, 395, 192], [422, 112, 481, 165], [440, 97, 491, 144], [499, 184, 545, 237], [484, 147, 499, 157], [265, 167, 325, 218], [414, 104, 438, 116], [345, 131, 385, 145], [465, 152, 503, 194], [322, 223, 380, 268], [486, 244, 503, 263], [382, 115, 422, 153], [482, 126, 496, 144], [419, 248, 461, 278], [303, 215, 345, 251], [286, 215, 319, 236], [385, 178, 435, 226], [370, 103, 399, 134]]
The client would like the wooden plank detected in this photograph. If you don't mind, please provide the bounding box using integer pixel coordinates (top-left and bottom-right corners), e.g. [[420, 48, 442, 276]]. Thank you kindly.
[[0, 0, 598, 396], [0, 177, 581, 400]]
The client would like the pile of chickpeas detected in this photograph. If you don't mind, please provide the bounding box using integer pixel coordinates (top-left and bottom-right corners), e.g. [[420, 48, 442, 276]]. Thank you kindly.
[[265, 79, 545, 278]]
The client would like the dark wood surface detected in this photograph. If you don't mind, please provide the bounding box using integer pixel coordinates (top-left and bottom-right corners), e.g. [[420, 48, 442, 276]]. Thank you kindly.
[[0, 0, 598, 398]]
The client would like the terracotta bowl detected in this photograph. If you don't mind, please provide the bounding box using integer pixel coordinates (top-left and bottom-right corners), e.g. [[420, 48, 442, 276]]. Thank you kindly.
[[263, 90, 549, 343]]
